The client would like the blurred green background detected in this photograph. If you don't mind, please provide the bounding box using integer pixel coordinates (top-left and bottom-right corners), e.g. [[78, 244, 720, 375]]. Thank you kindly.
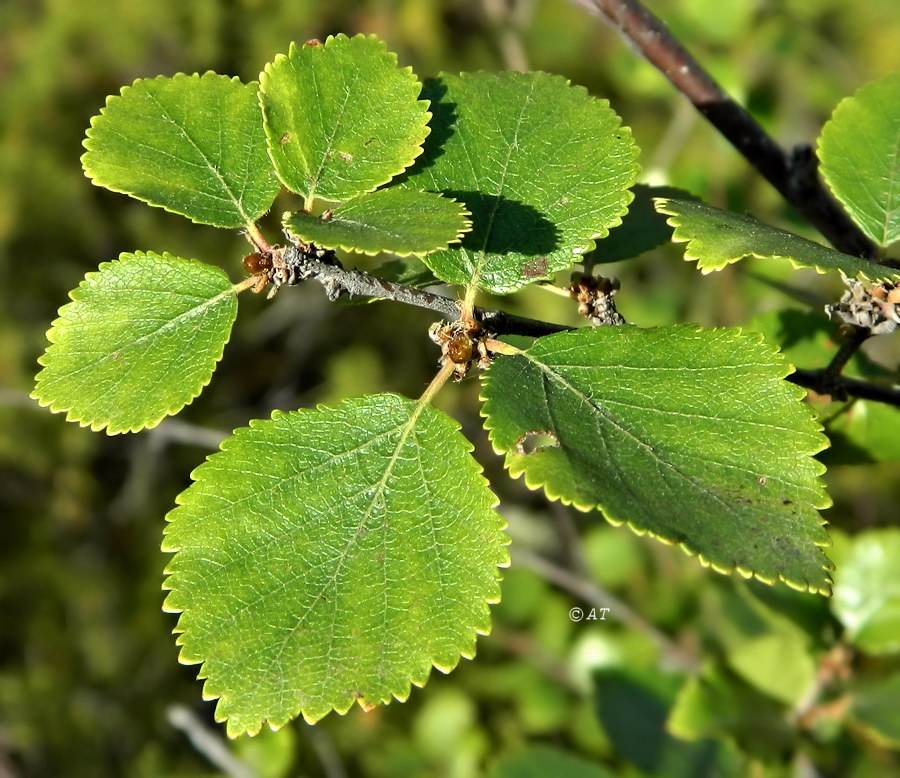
[[2, 1, 899, 776]]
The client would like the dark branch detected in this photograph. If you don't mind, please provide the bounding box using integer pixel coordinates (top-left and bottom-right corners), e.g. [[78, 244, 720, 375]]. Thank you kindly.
[[253, 242, 900, 407], [787, 369, 900, 408], [571, 0, 879, 260]]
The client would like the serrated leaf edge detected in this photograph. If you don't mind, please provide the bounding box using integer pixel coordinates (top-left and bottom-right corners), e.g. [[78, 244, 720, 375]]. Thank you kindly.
[[479, 326, 834, 595], [282, 192, 473, 256], [434, 70, 640, 294], [259, 34, 432, 205], [655, 197, 900, 284], [31, 252, 237, 434], [82, 72, 277, 229], [161, 396, 509, 735]]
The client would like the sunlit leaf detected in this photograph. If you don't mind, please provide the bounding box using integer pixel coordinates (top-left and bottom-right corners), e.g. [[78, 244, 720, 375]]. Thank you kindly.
[[656, 198, 899, 282], [260, 35, 430, 204], [33, 252, 237, 434], [818, 71, 900, 249], [399, 71, 640, 293], [283, 189, 470, 255], [162, 394, 508, 736], [481, 326, 833, 593], [82, 73, 280, 228]]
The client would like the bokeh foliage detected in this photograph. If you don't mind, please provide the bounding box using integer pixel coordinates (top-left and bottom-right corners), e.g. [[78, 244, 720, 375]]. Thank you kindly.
[[2, 0, 900, 775]]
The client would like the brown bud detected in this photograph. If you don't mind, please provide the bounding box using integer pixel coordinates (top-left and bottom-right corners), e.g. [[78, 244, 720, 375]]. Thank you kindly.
[[243, 252, 271, 274], [447, 333, 473, 364]]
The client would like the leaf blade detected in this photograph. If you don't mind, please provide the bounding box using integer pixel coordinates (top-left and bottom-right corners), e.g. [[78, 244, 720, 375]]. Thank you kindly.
[[283, 189, 470, 255], [82, 73, 280, 228], [481, 326, 833, 593], [162, 394, 508, 735], [656, 197, 900, 282], [260, 35, 430, 203], [400, 71, 641, 293], [32, 252, 237, 434], [818, 71, 900, 249]]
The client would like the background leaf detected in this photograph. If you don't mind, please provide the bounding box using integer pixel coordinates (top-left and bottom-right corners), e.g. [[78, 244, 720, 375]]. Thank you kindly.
[[481, 326, 833, 592], [488, 745, 616, 778], [33, 252, 237, 434], [260, 35, 430, 204], [818, 71, 900, 249], [656, 198, 900, 281], [283, 189, 470, 255], [162, 394, 508, 736], [831, 528, 900, 655], [398, 71, 640, 294], [82, 73, 280, 228], [668, 662, 794, 761]]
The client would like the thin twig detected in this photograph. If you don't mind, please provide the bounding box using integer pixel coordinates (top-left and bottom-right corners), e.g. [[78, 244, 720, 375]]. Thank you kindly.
[[265, 243, 573, 338], [788, 369, 900, 407], [571, 0, 879, 260]]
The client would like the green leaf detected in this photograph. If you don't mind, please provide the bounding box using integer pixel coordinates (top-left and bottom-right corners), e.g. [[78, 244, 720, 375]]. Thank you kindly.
[[818, 71, 900, 249], [849, 673, 900, 748], [82, 73, 280, 228], [668, 662, 794, 761], [283, 189, 470, 255], [33, 252, 237, 434], [259, 35, 430, 204], [399, 72, 640, 293], [162, 394, 508, 736], [831, 528, 900, 654], [481, 326, 833, 593], [656, 197, 900, 282], [593, 667, 727, 776]]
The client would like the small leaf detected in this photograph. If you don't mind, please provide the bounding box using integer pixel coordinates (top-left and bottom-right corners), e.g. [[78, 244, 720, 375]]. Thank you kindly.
[[82, 73, 280, 228], [400, 72, 640, 293], [656, 197, 900, 282], [818, 71, 900, 249], [831, 528, 900, 655], [260, 35, 430, 204], [481, 326, 833, 593], [283, 189, 470, 255], [33, 252, 237, 434], [162, 394, 508, 736]]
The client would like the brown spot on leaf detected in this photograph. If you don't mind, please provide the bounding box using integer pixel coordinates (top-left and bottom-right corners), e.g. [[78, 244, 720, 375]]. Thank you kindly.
[[278, 132, 290, 145]]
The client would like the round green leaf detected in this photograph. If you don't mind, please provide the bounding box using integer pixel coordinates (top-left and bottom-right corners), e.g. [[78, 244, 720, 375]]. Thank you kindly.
[[260, 35, 430, 204], [819, 71, 900, 249], [656, 197, 899, 282], [32, 252, 237, 434], [400, 71, 640, 293], [831, 528, 900, 654], [162, 394, 508, 736], [283, 189, 470, 255], [481, 326, 833, 593], [82, 73, 280, 228]]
